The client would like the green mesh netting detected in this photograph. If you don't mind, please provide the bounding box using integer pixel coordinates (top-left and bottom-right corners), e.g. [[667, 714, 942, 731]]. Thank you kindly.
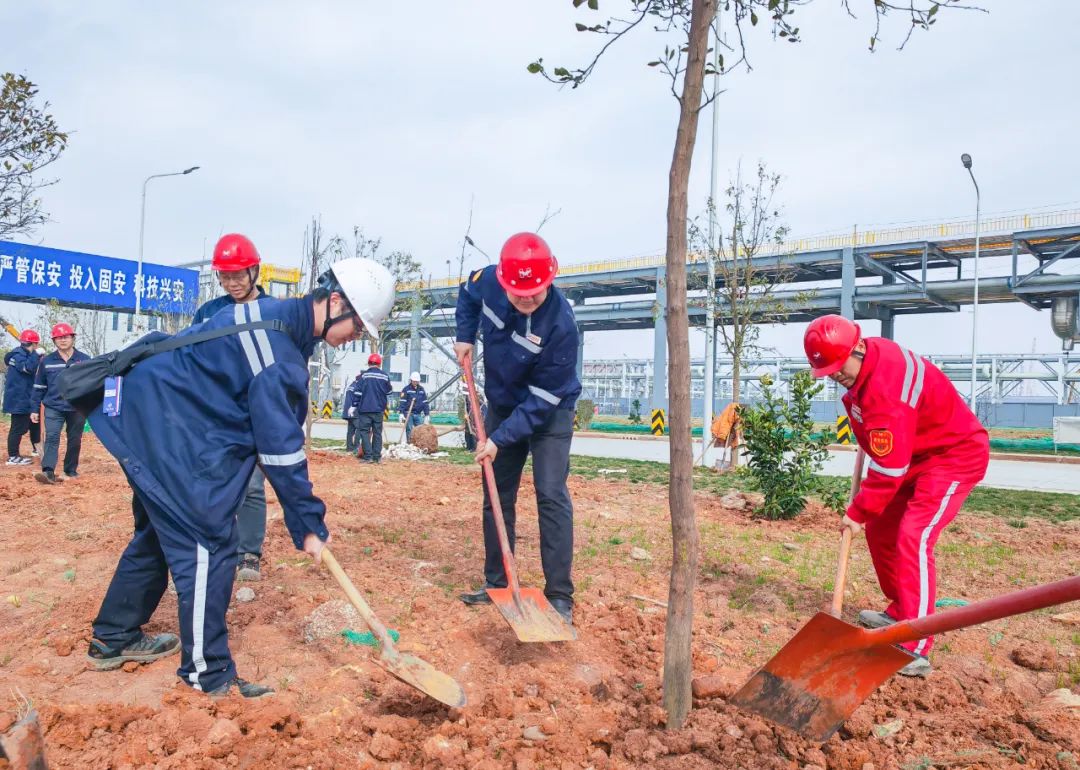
[[342, 628, 400, 647]]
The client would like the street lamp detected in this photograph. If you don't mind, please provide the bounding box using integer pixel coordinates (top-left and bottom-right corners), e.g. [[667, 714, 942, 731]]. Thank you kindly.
[[960, 153, 981, 411], [136, 165, 200, 321]]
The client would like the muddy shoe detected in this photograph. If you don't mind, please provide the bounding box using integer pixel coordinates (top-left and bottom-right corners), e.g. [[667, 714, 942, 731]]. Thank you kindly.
[[549, 598, 574, 626], [857, 609, 896, 629], [87, 632, 181, 671], [34, 470, 61, 485], [236, 553, 261, 582], [898, 654, 932, 678], [209, 677, 274, 699], [459, 585, 496, 606]]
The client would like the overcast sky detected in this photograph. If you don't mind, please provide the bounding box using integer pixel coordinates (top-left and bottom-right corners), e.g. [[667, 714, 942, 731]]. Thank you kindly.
[[5, 1, 1080, 360]]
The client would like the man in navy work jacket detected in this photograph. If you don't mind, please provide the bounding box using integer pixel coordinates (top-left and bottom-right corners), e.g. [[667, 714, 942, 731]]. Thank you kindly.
[[191, 233, 271, 582], [4, 329, 43, 465], [355, 353, 392, 463], [86, 257, 396, 698], [342, 373, 362, 453], [454, 232, 581, 625], [398, 371, 430, 441], [31, 322, 90, 484]]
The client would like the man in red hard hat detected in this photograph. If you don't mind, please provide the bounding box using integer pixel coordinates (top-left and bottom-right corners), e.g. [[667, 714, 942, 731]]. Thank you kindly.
[[353, 352, 392, 463], [804, 314, 989, 677], [31, 323, 90, 483], [4, 329, 43, 465], [191, 234, 270, 582], [454, 232, 581, 625]]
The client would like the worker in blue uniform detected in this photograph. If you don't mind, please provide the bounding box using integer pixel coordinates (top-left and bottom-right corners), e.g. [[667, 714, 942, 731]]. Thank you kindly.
[[342, 373, 362, 453], [454, 232, 581, 625], [398, 372, 430, 441], [4, 329, 43, 465], [191, 233, 270, 582], [31, 322, 90, 483], [355, 353, 392, 463], [85, 257, 397, 698]]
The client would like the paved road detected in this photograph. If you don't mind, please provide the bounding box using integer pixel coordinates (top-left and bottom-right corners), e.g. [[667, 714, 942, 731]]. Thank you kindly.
[[311, 421, 1080, 495]]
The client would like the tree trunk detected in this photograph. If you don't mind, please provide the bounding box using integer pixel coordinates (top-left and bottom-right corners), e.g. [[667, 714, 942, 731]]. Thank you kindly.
[[661, 0, 713, 731], [730, 351, 741, 467]]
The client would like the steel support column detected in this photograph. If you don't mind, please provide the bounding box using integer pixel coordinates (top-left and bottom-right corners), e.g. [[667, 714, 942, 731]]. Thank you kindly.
[[841, 246, 855, 320], [409, 294, 421, 377], [651, 267, 668, 411], [576, 325, 585, 383]]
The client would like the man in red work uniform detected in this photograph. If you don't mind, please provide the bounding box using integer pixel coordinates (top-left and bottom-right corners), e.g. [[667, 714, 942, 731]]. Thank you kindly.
[[804, 315, 989, 677]]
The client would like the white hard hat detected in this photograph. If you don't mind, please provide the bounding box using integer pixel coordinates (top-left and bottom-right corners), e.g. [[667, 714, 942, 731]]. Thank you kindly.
[[410, 371, 421, 382], [319, 258, 396, 341]]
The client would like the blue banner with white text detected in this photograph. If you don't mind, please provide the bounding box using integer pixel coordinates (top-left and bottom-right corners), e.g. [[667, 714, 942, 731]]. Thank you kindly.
[[0, 241, 198, 315]]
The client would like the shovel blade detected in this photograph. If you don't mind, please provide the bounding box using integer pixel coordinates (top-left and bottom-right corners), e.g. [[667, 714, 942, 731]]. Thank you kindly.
[[0, 710, 49, 770], [729, 612, 913, 742], [376, 652, 467, 708], [487, 586, 577, 643]]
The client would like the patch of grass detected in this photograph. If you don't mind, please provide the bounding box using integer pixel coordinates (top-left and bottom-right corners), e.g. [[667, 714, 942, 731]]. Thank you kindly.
[[376, 527, 406, 544], [939, 541, 1016, 570], [62, 568, 76, 583]]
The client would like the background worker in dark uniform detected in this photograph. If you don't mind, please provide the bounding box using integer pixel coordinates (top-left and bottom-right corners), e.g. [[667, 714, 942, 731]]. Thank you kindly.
[[398, 371, 430, 441], [4, 329, 42, 465], [31, 322, 90, 484], [86, 257, 396, 697], [454, 232, 581, 624], [342, 373, 362, 453], [355, 353, 392, 463], [191, 233, 270, 581]]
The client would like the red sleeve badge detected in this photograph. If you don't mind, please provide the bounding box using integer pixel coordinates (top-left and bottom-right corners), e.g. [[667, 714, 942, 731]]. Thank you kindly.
[[868, 429, 893, 457]]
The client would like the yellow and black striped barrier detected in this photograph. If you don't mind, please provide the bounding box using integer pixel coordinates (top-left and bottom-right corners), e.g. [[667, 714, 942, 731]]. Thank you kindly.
[[321, 401, 334, 419], [836, 415, 852, 445], [650, 408, 666, 436]]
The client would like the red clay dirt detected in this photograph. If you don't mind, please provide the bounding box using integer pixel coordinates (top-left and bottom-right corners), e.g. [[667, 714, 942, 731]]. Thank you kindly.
[[0, 437, 1078, 769]]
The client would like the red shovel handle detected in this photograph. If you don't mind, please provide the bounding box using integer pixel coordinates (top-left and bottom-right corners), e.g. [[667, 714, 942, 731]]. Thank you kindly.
[[461, 357, 521, 595], [869, 575, 1080, 647]]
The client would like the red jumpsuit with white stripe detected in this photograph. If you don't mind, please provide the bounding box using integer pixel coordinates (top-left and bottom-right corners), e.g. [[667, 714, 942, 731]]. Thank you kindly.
[[843, 338, 989, 655]]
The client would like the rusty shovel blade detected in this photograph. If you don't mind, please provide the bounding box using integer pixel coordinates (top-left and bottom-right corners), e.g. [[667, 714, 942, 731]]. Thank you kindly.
[[0, 709, 49, 770], [729, 612, 913, 742], [487, 586, 577, 643], [374, 652, 467, 709]]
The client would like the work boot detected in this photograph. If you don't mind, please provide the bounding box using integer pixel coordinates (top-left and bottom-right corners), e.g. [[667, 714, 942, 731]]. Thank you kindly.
[[87, 632, 181, 671], [209, 677, 274, 699], [236, 553, 261, 582], [898, 654, 932, 678], [857, 609, 896, 629], [34, 470, 62, 485], [459, 585, 497, 606], [549, 598, 574, 626]]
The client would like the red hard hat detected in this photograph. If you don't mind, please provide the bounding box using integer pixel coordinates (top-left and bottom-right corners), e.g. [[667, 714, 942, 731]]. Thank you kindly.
[[51, 323, 75, 339], [496, 232, 558, 298], [18, 329, 40, 344], [368, 353, 382, 366], [804, 315, 860, 378], [212, 233, 261, 272]]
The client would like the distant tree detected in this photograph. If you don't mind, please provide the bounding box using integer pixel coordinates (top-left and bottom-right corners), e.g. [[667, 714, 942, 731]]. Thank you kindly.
[[0, 74, 68, 239]]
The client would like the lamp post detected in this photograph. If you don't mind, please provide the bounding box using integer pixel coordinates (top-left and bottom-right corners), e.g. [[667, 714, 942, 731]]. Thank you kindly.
[[960, 153, 981, 410], [136, 166, 200, 321]]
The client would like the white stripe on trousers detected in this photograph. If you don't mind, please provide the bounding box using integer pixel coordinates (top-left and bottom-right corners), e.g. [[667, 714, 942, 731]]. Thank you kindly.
[[187, 544, 210, 690], [914, 481, 959, 656]]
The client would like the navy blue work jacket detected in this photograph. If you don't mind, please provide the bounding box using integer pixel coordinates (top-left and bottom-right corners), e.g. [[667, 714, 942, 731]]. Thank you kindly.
[[355, 366, 392, 413], [88, 297, 329, 553], [3, 346, 41, 414], [398, 384, 430, 417], [455, 265, 581, 447], [32, 349, 91, 413]]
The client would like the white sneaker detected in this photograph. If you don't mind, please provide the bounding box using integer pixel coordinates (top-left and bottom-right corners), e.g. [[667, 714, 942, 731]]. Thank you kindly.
[[5, 457, 31, 466], [5, 457, 19, 466]]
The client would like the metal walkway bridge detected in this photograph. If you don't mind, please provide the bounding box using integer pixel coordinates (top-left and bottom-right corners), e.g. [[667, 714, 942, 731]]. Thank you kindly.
[[385, 208, 1080, 409]]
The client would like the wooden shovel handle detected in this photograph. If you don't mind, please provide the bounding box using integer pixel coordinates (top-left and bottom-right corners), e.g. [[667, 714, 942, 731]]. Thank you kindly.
[[830, 448, 865, 616], [320, 548, 398, 655]]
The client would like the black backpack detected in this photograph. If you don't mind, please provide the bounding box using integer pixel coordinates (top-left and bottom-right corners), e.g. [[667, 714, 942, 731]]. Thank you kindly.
[[58, 319, 287, 416]]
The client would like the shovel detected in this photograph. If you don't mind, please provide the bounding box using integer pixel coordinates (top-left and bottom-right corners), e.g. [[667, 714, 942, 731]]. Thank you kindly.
[[398, 397, 416, 446], [461, 358, 576, 643], [0, 710, 48, 769], [320, 548, 466, 707], [829, 448, 865, 618], [730, 574, 1080, 742]]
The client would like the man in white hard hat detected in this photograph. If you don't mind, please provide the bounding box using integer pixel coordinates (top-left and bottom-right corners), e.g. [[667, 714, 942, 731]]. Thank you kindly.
[[86, 258, 396, 698], [398, 371, 430, 442]]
